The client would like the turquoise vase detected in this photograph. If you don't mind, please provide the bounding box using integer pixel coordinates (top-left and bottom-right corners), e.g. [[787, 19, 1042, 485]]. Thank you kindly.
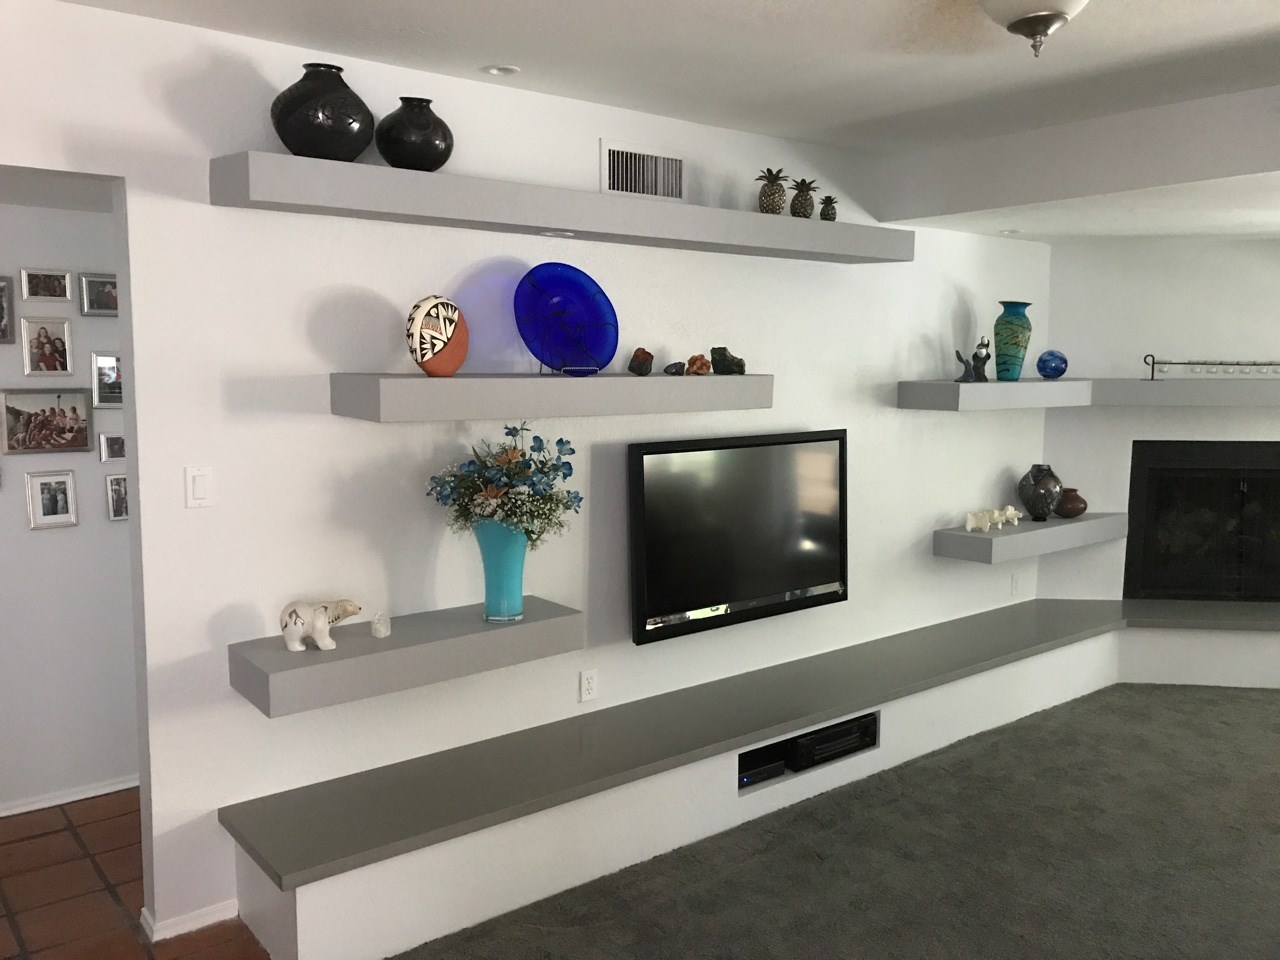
[[993, 301, 1033, 382], [473, 518, 527, 622]]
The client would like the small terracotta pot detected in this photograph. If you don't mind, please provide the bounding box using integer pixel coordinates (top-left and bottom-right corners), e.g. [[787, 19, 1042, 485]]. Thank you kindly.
[[1053, 488, 1088, 519]]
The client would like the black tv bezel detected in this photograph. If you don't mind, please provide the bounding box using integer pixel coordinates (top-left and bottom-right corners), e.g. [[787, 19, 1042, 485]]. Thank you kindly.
[[626, 428, 848, 646]]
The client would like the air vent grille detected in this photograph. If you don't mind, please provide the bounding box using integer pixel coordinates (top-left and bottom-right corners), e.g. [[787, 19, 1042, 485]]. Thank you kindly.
[[601, 141, 683, 202]]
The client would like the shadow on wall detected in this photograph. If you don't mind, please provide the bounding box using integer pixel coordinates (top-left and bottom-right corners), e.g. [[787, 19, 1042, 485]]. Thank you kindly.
[[305, 284, 404, 369], [326, 444, 471, 616], [61, 51, 278, 203], [584, 441, 630, 648], [450, 257, 533, 373]]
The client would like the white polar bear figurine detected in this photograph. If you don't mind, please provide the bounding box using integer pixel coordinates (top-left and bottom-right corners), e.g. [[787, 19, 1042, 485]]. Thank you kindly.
[[280, 599, 362, 652], [965, 505, 1023, 533]]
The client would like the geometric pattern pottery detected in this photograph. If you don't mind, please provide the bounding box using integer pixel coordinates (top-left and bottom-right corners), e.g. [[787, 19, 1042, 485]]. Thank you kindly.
[[406, 295, 469, 377], [513, 262, 618, 377]]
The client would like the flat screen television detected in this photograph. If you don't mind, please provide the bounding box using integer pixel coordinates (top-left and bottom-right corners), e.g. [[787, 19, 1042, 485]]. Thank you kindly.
[[627, 429, 847, 645]]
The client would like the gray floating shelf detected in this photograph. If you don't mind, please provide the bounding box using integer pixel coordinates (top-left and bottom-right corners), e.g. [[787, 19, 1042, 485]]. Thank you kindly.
[[227, 596, 584, 718], [330, 372, 774, 422], [209, 152, 914, 265], [898, 377, 1280, 411], [933, 512, 1128, 564], [897, 379, 1093, 411], [1091, 378, 1280, 407]]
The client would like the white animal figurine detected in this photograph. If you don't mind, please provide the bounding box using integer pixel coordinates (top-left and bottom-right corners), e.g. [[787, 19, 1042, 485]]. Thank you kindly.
[[998, 505, 1023, 527], [279, 599, 362, 653], [965, 511, 993, 533]]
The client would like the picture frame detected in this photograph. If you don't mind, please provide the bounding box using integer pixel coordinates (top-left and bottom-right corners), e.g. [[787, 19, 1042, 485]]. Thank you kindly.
[[21, 318, 73, 376], [20, 269, 72, 302], [79, 273, 119, 317], [0, 276, 13, 345], [25, 470, 78, 529], [92, 352, 124, 408], [99, 433, 126, 462], [106, 474, 128, 521], [2, 389, 93, 454]]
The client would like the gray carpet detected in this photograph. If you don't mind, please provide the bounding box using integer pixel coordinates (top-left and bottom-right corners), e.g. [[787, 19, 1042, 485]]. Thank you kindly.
[[393, 684, 1280, 959]]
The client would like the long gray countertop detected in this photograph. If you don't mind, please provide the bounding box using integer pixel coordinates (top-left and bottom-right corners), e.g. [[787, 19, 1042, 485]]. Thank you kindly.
[[218, 598, 1280, 891]]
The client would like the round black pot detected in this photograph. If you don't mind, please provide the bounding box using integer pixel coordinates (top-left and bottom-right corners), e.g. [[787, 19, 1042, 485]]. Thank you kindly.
[[270, 63, 375, 162], [375, 98, 454, 172]]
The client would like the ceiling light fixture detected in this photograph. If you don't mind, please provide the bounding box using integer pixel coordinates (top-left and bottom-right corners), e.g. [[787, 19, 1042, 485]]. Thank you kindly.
[[975, 0, 1090, 57], [481, 64, 521, 77]]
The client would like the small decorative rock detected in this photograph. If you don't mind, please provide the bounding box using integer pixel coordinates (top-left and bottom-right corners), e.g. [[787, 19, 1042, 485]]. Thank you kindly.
[[710, 346, 745, 375], [663, 361, 686, 376], [371, 612, 391, 639], [628, 347, 654, 376], [686, 354, 712, 376]]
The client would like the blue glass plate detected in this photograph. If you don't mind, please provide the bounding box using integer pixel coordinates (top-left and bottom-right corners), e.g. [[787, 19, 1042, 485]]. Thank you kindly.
[[513, 262, 618, 376]]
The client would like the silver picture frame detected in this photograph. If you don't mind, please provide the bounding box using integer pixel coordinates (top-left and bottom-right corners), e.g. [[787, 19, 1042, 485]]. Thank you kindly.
[[0, 276, 13, 345], [106, 474, 128, 521], [21, 317, 73, 376], [99, 433, 126, 462], [26, 470, 78, 529], [92, 352, 123, 408], [79, 273, 119, 317], [1, 388, 94, 454], [20, 268, 72, 302]]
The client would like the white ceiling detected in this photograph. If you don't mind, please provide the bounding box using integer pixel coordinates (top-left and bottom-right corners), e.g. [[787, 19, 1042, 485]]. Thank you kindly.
[[60, 0, 1280, 237]]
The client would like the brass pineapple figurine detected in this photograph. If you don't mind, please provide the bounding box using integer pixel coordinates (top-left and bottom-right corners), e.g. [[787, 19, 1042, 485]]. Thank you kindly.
[[819, 195, 838, 221], [755, 168, 789, 214], [790, 179, 818, 218]]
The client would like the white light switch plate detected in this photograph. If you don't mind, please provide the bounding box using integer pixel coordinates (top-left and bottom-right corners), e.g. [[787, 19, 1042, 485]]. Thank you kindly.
[[185, 466, 213, 508]]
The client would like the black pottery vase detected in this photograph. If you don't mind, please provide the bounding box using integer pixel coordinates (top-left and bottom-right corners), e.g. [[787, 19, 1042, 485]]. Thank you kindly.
[[271, 63, 375, 162], [375, 98, 454, 171], [1017, 464, 1064, 522]]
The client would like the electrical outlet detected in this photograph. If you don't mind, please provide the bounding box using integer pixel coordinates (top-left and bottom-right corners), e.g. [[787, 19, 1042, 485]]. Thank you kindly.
[[1010, 573, 1022, 597], [579, 669, 598, 702]]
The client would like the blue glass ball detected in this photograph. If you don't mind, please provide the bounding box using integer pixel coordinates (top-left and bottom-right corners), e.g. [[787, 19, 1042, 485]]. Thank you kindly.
[[1036, 349, 1068, 380]]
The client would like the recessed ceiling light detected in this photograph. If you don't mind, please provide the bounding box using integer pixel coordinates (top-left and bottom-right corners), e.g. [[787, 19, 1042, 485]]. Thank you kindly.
[[481, 65, 521, 77], [999, 229, 1023, 236], [540, 230, 576, 238]]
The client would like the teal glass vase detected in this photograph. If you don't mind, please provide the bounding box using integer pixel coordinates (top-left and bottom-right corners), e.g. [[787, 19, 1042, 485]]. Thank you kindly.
[[473, 518, 527, 622], [993, 301, 1033, 382]]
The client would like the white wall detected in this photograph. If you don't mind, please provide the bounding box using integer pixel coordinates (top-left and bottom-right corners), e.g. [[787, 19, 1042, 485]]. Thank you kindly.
[[0, 201, 137, 813], [1042, 238, 1280, 598], [1, 0, 1051, 932]]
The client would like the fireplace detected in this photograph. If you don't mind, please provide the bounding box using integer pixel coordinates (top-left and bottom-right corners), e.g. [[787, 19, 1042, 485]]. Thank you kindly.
[[1124, 441, 1280, 601]]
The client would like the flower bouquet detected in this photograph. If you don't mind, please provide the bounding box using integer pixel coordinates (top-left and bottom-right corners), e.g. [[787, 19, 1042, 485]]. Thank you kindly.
[[428, 423, 582, 621]]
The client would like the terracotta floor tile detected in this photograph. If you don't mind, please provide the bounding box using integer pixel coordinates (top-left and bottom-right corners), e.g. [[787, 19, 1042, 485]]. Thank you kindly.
[[0, 921, 18, 959], [16, 889, 128, 951], [2, 858, 103, 912], [0, 808, 67, 846], [74, 812, 140, 856], [62, 790, 139, 828], [180, 929, 269, 960], [115, 879, 143, 919], [0, 832, 81, 879], [31, 926, 148, 960], [94, 844, 142, 886], [152, 919, 246, 960]]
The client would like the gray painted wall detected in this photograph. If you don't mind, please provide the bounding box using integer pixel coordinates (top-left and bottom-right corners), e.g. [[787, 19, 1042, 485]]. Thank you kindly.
[[0, 200, 137, 812]]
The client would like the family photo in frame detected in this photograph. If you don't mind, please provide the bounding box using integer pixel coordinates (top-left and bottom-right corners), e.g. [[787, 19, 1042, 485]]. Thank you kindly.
[[21, 268, 71, 301], [106, 474, 128, 521], [25, 470, 78, 529], [2, 389, 93, 454], [23, 318, 72, 375], [80, 273, 119, 316], [99, 433, 126, 462]]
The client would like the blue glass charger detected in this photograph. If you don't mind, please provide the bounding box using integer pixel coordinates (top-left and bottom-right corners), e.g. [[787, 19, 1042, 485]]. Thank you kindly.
[[513, 262, 618, 377], [1036, 349, 1068, 379]]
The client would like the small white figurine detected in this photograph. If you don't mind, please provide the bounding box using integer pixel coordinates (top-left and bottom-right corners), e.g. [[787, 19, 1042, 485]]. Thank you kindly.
[[279, 599, 362, 653], [371, 612, 391, 639], [965, 511, 992, 533], [964, 505, 1023, 533]]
